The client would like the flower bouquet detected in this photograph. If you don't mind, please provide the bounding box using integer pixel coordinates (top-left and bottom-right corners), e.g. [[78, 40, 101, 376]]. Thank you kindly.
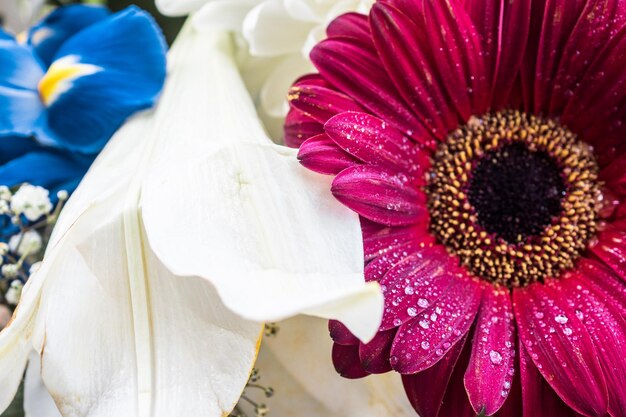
[[0, 0, 625, 417]]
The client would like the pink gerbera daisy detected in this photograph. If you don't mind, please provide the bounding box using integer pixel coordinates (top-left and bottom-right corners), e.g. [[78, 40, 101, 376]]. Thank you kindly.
[[285, 1, 626, 416]]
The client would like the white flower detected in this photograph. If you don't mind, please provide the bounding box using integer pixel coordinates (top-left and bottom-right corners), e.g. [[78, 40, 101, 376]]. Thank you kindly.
[[5, 281, 23, 306], [156, 0, 373, 138], [10, 184, 53, 222], [9, 230, 42, 256], [0, 23, 382, 417], [0, 0, 44, 33]]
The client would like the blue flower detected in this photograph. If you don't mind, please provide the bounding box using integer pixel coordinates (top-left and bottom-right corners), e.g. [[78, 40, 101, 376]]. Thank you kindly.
[[0, 5, 167, 155]]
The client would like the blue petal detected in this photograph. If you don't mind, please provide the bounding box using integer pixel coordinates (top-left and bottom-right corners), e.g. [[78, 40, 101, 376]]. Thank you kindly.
[[0, 135, 42, 165], [0, 38, 45, 136], [0, 149, 93, 191], [35, 6, 167, 154], [27, 4, 110, 67]]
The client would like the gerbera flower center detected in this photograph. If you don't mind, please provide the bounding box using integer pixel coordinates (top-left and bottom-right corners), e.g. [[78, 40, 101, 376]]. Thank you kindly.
[[427, 110, 599, 287]]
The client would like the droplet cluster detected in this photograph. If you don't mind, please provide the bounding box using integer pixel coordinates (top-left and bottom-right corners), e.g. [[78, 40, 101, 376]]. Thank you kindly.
[[427, 110, 599, 287]]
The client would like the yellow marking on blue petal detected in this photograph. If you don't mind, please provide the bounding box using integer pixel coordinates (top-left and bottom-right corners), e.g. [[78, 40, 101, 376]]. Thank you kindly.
[[38, 55, 102, 106], [16, 32, 27, 44], [30, 27, 54, 46]]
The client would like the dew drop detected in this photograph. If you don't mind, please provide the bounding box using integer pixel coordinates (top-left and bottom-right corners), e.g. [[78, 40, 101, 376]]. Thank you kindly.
[[418, 298, 429, 308], [405, 286, 415, 295], [408, 307, 418, 317], [489, 350, 503, 365], [555, 314, 568, 324], [421, 341, 430, 350]]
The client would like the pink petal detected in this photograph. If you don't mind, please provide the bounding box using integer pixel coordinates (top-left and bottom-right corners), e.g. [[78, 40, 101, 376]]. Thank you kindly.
[[519, 341, 585, 417], [326, 12, 370, 40], [402, 336, 468, 417], [364, 241, 421, 283], [332, 343, 369, 379], [324, 112, 431, 177], [284, 107, 323, 148], [530, 0, 587, 114], [589, 229, 626, 282], [310, 37, 429, 145], [420, 0, 489, 118], [563, 26, 626, 147], [463, 0, 532, 109], [329, 320, 359, 346], [288, 84, 364, 124], [559, 273, 626, 417], [390, 276, 483, 374], [513, 284, 608, 416], [577, 258, 626, 318], [465, 286, 517, 416], [437, 339, 478, 417], [297, 134, 360, 175], [369, 2, 461, 141], [331, 165, 428, 226], [600, 153, 626, 196], [378, 246, 458, 331], [549, 0, 626, 114], [362, 220, 432, 262], [358, 328, 396, 374]]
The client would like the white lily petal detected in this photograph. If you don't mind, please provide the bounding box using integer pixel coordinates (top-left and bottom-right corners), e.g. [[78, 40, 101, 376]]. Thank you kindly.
[[143, 142, 382, 341], [259, 54, 314, 118], [193, 0, 261, 32], [243, 0, 314, 56], [155, 0, 210, 16], [264, 317, 416, 417], [24, 352, 61, 417], [140, 25, 382, 342]]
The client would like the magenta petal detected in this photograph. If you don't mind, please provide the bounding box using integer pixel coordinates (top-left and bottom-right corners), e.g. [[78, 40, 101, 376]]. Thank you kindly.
[[364, 240, 420, 283], [326, 12, 370, 40], [284, 107, 324, 148], [332, 343, 369, 379], [390, 276, 483, 374], [369, 2, 461, 140], [560, 274, 626, 417], [289, 84, 364, 124], [563, 26, 626, 146], [463, 0, 532, 109], [379, 246, 457, 331], [549, 0, 626, 114], [362, 220, 432, 262], [359, 328, 396, 374], [402, 335, 468, 417], [519, 341, 584, 417], [600, 153, 626, 196], [589, 229, 626, 282], [310, 37, 430, 145], [297, 134, 360, 175], [577, 258, 626, 318], [513, 284, 608, 416], [465, 287, 517, 416], [325, 112, 431, 177], [329, 320, 359, 346], [331, 165, 428, 226], [530, 0, 587, 114], [420, 0, 489, 118], [437, 339, 478, 417]]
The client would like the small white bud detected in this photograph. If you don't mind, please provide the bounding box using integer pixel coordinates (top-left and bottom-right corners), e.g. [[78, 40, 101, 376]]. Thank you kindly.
[[56, 190, 69, 201], [0, 243, 8, 256], [0, 200, 9, 215], [9, 230, 42, 256], [1, 264, 19, 278], [5, 280, 23, 305], [0, 186, 11, 201], [11, 184, 53, 221]]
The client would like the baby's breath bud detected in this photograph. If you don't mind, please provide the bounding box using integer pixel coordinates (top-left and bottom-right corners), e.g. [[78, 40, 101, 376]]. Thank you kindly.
[[1, 264, 19, 279], [5, 280, 23, 305], [0, 243, 9, 256], [9, 230, 42, 256], [11, 184, 53, 221], [0, 186, 11, 201], [29, 262, 42, 275], [56, 190, 69, 201]]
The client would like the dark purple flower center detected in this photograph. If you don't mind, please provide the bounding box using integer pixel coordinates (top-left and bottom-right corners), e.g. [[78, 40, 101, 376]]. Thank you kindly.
[[427, 111, 599, 287], [468, 142, 566, 244]]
